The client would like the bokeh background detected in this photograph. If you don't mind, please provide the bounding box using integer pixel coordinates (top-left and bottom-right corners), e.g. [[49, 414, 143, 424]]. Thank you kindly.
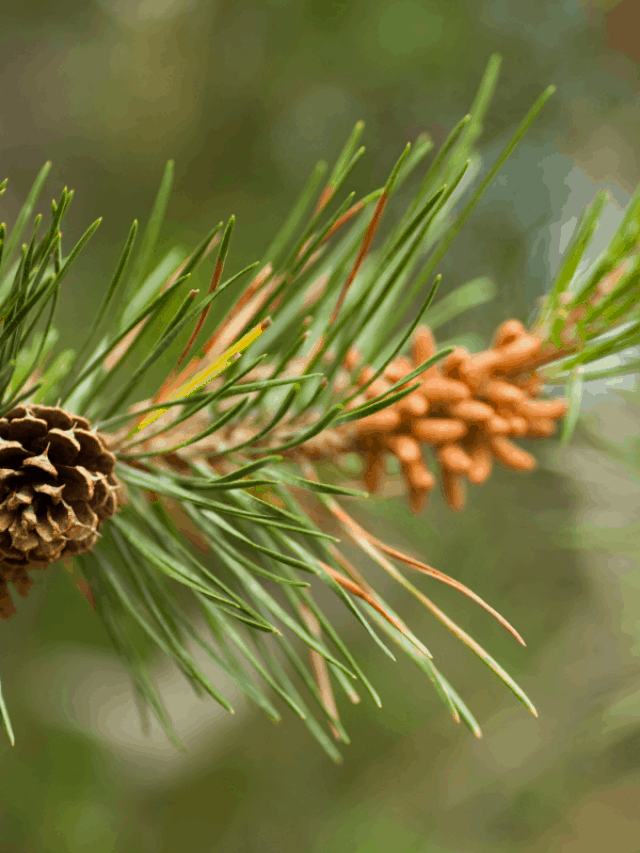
[[2, 0, 640, 850]]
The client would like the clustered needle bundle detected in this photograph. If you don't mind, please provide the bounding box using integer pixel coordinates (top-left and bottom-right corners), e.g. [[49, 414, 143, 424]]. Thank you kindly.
[[1, 56, 639, 759]]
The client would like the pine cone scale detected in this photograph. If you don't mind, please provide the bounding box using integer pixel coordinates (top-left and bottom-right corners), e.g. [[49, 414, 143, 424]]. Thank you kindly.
[[22, 448, 58, 477], [36, 428, 82, 463], [0, 439, 31, 463], [57, 465, 95, 502], [5, 415, 48, 441], [32, 481, 65, 503]]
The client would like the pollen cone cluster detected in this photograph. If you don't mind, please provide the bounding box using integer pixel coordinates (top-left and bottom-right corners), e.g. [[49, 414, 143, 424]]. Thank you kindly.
[[348, 320, 568, 512], [0, 404, 121, 619]]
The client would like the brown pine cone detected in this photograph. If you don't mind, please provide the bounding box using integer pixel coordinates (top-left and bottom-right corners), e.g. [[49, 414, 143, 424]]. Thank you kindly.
[[347, 320, 568, 513], [0, 404, 121, 619]]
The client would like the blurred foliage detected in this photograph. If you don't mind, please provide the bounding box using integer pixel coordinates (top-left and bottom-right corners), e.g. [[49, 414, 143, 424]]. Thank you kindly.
[[1, 0, 640, 851]]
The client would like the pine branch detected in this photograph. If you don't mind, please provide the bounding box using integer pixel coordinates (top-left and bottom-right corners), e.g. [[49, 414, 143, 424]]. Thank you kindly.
[[0, 55, 637, 760]]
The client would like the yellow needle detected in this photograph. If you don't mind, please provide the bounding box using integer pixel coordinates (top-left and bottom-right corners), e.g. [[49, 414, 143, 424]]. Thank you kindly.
[[128, 318, 269, 437]]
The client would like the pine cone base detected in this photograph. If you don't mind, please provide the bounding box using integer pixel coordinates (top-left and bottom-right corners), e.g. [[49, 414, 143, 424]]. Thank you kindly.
[[0, 404, 121, 619]]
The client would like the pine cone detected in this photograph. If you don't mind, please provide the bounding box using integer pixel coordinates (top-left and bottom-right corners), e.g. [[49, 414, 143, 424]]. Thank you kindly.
[[0, 404, 121, 620]]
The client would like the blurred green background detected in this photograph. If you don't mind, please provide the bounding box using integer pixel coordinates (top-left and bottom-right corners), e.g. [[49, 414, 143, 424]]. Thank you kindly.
[[2, 0, 640, 850]]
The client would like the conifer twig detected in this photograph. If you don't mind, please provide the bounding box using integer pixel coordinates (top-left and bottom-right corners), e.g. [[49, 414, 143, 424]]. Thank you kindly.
[[1, 56, 637, 759]]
